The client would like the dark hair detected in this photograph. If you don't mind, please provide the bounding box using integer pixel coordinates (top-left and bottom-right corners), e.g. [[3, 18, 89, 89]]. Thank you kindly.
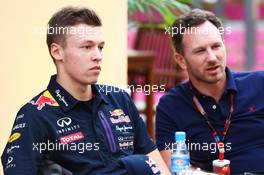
[[46, 6, 102, 57], [171, 8, 223, 55]]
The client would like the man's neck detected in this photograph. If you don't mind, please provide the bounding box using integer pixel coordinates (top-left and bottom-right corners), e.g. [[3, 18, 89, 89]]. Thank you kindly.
[[56, 75, 93, 101], [190, 76, 226, 102]]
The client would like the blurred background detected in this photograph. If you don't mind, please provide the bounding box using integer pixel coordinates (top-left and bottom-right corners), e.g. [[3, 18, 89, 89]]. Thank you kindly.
[[127, 0, 264, 139]]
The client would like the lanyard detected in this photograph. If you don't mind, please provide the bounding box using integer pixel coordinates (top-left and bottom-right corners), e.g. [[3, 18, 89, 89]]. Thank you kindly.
[[191, 88, 234, 160]]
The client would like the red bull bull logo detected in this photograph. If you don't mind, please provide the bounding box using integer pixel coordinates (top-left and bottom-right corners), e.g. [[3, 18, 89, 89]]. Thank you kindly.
[[110, 109, 124, 116], [30, 90, 59, 110]]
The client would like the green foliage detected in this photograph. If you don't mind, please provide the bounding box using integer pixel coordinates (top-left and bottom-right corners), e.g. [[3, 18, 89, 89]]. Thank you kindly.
[[128, 0, 193, 28]]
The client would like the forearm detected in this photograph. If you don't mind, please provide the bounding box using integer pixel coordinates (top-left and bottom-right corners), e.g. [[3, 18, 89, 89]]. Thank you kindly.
[[147, 149, 170, 175]]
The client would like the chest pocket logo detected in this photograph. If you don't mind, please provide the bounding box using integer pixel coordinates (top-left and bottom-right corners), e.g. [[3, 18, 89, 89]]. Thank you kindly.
[[109, 109, 135, 152], [110, 109, 125, 117], [109, 109, 131, 124], [57, 117, 72, 127]]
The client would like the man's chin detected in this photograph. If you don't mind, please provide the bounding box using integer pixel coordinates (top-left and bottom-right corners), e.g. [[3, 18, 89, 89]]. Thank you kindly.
[[88, 78, 98, 85], [204, 75, 224, 84], [81, 78, 98, 85], [204, 71, 224, 80]]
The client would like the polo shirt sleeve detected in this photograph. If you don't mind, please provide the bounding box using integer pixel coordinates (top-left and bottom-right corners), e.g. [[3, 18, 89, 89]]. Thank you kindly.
[[1, 105, 47, 175], [123, 92, 156, 155], [155, 96, 176, 151]]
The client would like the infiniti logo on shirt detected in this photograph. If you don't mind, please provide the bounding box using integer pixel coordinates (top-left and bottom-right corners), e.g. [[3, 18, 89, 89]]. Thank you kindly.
[[57, 117, 72, 127]]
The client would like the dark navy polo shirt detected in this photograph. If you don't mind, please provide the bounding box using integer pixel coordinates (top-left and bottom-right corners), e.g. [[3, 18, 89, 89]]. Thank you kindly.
[[1, 75, 156, 175], [156, 67, 264, 174]]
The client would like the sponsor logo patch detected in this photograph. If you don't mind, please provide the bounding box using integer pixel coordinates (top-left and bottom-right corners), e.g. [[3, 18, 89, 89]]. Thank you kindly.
[[5, 156, 16, 170], [119, 141, 133, 148], [145, 157, 160, 174], [12, 123, 26, 131], [60, 132, 84, 144], [8, 133, 21, 143], [6, 145, 20, 154], [57, 117, 72, 127], [109, 109, 131, 124], [116, 125, 133, 133], [30, 90, 59, 110], [56, 117, 80, 134], [117, 135, 134, 142], [110, 115, 131, 124], [16, 114, 24, 121], [109, 109, 124, 116], [55, 89, 69, 107]]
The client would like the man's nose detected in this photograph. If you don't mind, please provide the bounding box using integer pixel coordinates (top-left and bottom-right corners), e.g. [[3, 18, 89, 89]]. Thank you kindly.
[[206, 48, 217, 62], [92, 48, 103, 62]]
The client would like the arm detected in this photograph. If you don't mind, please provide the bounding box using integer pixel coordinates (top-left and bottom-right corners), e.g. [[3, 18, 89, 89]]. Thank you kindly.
[[1, 106, 46, 174], [123, 92, 170, 174], [155, 96, 178, 172], [147, 149, 171, 175], [159, 150, 171, 170]]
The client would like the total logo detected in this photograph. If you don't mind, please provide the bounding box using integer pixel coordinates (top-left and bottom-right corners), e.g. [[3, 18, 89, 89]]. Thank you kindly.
[[60, 132, 84, 144], [56, 117, 80, 134]]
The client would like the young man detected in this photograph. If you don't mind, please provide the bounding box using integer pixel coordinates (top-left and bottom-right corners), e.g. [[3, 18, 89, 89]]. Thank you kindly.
[[156, 9, 264, 174], [1, 7, 170, 175]]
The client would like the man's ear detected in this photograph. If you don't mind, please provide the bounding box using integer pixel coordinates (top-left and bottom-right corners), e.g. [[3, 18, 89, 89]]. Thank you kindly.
[[50, 43, 64, 62], [174, 52, 187, 70]]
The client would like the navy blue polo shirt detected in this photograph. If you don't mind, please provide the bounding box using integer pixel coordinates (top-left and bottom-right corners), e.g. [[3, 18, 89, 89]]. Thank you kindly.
[[1, 75, 156, 175], [156, 67, 264, 174]]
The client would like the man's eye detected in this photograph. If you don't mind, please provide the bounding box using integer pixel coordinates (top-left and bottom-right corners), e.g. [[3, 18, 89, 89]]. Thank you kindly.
[[212, 45, 220, 49], [196, 49, 204, 53], [82, 45, 92, 49], [98, 46, 104, 51]]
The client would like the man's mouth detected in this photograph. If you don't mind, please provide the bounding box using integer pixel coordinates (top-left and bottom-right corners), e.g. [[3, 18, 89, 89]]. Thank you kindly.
[[90, 66, 101, 71], [206, 65, 219, 71], [205, 65, 220, 74]]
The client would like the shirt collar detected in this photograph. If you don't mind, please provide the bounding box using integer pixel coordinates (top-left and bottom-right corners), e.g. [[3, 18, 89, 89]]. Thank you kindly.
[[188, 67, 237, 98], [92, 85, 110, 105], [225, 67, 237, 94], [47, 75, 109, 112]]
